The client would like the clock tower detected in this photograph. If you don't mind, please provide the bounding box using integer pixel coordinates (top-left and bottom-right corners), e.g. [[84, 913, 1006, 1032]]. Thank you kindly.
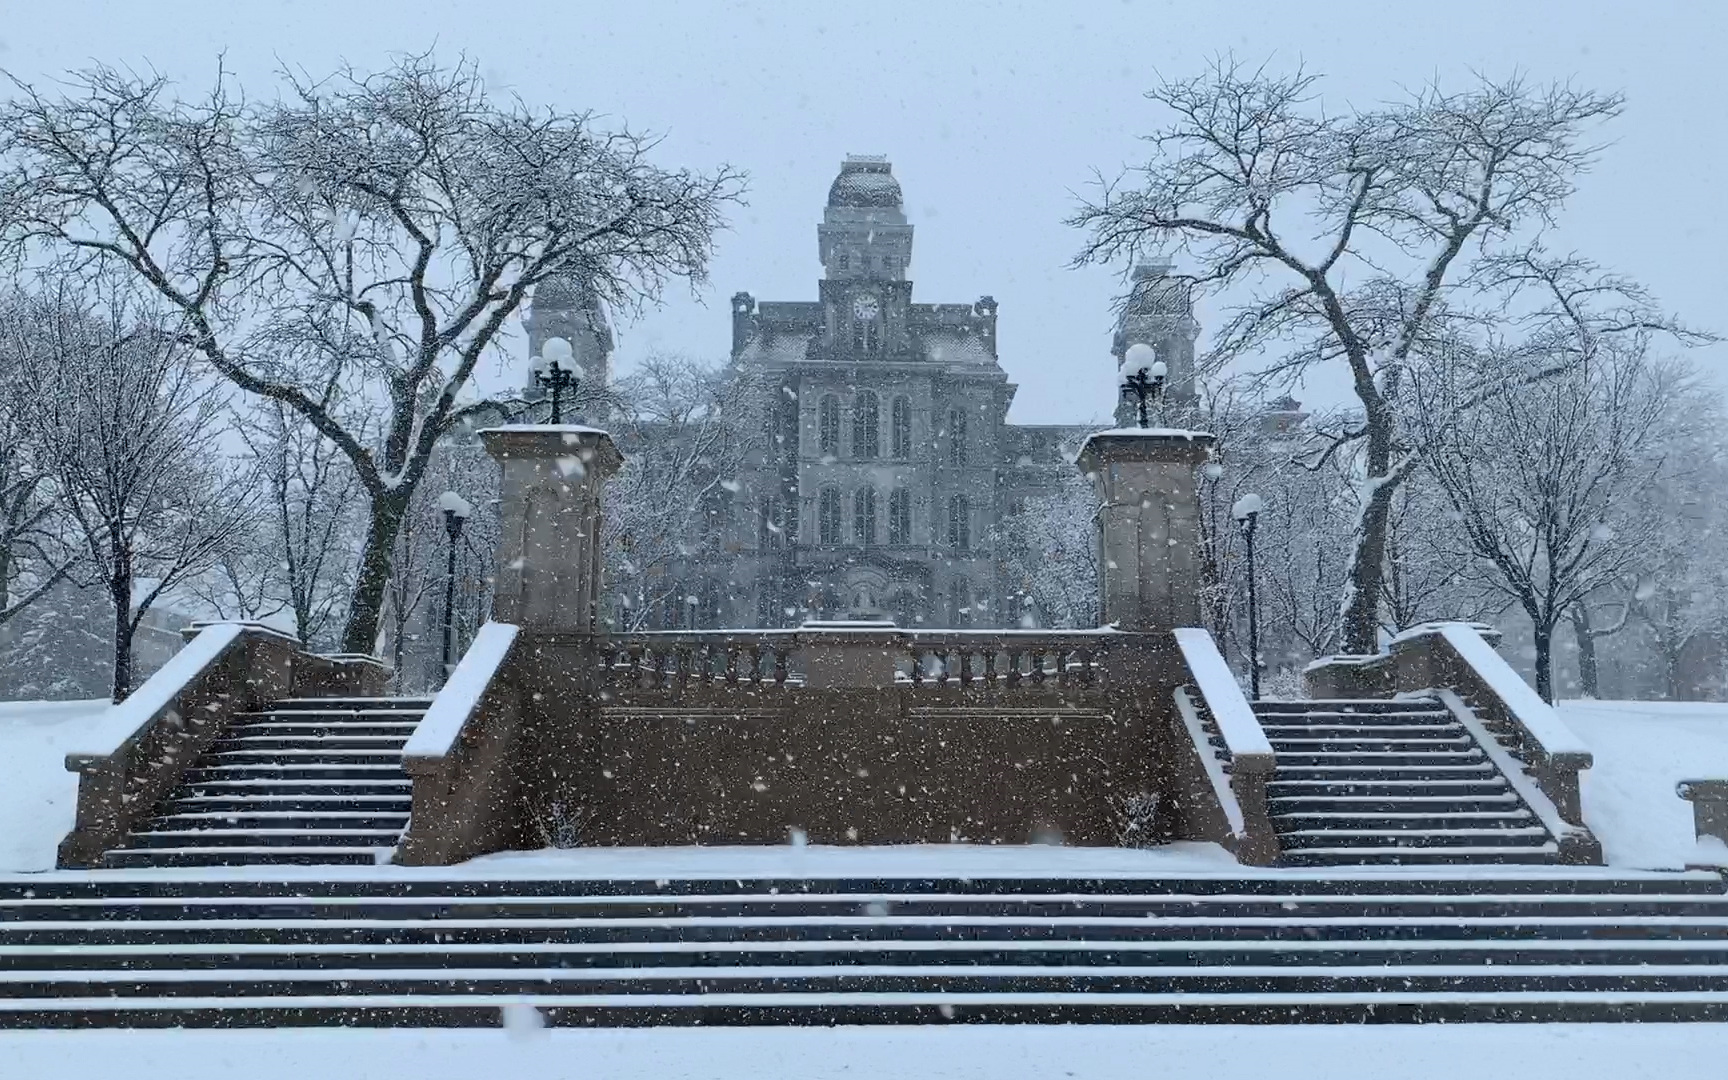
[[817, 155, 914, 358]]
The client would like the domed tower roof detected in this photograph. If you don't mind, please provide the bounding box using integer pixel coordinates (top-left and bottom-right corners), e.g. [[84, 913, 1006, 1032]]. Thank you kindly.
[[827, 155, 903, 208]]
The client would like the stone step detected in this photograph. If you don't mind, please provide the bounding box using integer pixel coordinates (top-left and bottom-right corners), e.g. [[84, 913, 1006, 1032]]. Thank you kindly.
[[1278, 827, 1554, 850], [1266, 737, 1473, 753], [211, 736, 412, 751], [137, 813, 412, 832], [257, 698, 432, 712], [1272, 752, 1486, 768], [1278, 846, 1560, 867], [181, 766, 409, 782], [120, 829, 403, 849], [1266, 779, 1511, 798], [1270, 766, 1498, 783], [158, 791, 414, 808], [98, 849, 387, 869], [171, 780, 413, 798], [1274, 812, 1537, 832], [1260, 724, 1465, 738], [224, 724, 420, 739]]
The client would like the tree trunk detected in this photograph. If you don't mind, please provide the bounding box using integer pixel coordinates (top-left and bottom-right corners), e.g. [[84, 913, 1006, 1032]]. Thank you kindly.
[[1340, 471, 1399, 655], [108, 570, 133, 704], [1569, 605, 1600, 699], [340, 492, 411, 656], [1533, 623, 1555, 704]]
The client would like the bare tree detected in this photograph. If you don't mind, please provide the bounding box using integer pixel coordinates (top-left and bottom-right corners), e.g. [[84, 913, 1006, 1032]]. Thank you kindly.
[[603, 353, 764, 631], [1070, 59, 1682, 654], [1411, 339, 1685, 701], [0, 296, 76, 626], [997, 468, 1100, 629], [0, 55, 744, 653], [16, 289, 252, 701]]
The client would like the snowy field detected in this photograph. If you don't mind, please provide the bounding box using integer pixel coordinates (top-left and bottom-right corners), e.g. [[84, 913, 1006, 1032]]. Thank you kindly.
[[3, 1024, 1727, 1079]]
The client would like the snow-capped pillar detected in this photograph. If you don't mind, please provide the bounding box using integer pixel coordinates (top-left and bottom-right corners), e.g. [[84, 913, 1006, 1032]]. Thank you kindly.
[[1076, 429, 1216, 631], [480, 425, 623, 633]]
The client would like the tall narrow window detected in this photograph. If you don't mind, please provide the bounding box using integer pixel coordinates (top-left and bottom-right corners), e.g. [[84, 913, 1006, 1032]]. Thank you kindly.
[[888, 487, 911, 545], [758, 494, 784, 550], [852, 391, 880, 459], [948, 407, 968, 467], [853, 486, 877, 546], [949, 580, 972, 627], [891, 396, 911, 459], [819, 395, 840, 456], [947, 494, 970, 550], [819, 487, 842, 544]]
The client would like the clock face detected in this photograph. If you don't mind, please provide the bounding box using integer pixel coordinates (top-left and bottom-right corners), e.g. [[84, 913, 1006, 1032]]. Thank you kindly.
[[852, 294, 879, 322]]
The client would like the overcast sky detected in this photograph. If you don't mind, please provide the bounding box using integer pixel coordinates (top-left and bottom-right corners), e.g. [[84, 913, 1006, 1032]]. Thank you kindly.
[[4, 0, 1722, 422]]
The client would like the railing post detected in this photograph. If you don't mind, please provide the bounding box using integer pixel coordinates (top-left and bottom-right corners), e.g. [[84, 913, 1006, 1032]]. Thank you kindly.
[[1076, 429, 1215, 631]]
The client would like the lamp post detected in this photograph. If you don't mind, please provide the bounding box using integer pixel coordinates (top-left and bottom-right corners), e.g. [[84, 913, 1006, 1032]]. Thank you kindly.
[[532, 336, 579, 424], [1232, 492, 1263, 700], [438, 490, 473, 688], [1120, 343, 1167, 428]]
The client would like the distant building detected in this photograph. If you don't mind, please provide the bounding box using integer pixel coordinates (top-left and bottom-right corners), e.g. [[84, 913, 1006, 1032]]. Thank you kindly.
[[525, 156, 1207, 629]]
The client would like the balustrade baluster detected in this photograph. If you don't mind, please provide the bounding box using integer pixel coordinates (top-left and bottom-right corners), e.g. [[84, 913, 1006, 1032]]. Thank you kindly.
[[910, 649, 924, 685], [651, 648, 668, 689], [774, 643, 790, 685], [959, 648, 973, 685], [984, 649, 997, 686], [936, 648, 951, 686], [1031, 649, 1047, 684]]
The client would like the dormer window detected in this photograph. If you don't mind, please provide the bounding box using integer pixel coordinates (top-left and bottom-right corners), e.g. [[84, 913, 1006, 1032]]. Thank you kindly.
[[836, 253, 849, 270]]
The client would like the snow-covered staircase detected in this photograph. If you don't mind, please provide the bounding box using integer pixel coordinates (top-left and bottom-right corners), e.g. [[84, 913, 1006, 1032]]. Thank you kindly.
[[99, 697, 429, 869], [4, 869, 1728, 1025], [1257, 697, 1559, 866]]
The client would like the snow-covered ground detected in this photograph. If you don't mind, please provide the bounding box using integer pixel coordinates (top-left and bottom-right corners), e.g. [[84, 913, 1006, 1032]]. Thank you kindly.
[[2, 1023, 1726, 1079], [1561, 699, 1728, 869], [0, 697, 108, 872]]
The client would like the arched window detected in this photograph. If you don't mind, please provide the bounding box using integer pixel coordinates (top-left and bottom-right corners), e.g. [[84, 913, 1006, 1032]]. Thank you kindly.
[[948, 407, 968, 467], [819, 395, 841, 456], [853, 486, 877, 546], [819, 487, 843, 544], [888, 487, 911, 545], [947, 494, 970, 550], [852, 391, 880, 459], [891, 396, 911, 459]]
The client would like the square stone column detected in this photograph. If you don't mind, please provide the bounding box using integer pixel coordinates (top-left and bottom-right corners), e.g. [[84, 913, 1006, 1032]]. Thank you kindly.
[[1076, 429, 1216, 631], [480, 425, 623, 633]]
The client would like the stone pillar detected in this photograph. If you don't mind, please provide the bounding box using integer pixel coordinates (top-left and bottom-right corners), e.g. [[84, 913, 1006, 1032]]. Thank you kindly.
[[1076, 429, 1215, 631], [481, 425, 623, 633]]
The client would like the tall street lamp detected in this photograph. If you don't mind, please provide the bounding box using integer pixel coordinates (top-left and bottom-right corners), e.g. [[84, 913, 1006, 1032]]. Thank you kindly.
[[532, 336, 579, 424], [1121, 343, 1168, 429], [1232, 492, 1264, 700], [438, 490, 473, 688]]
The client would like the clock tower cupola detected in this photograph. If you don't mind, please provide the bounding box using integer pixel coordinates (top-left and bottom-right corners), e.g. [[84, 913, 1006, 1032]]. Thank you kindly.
[[818, 155, 914, 357]]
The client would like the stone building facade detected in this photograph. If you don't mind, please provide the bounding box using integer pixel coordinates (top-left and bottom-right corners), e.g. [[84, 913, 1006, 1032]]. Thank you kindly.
[[528, 155, 1203, 630]]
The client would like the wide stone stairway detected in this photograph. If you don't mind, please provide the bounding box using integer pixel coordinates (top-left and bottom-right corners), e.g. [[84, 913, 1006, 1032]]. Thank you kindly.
[[99, 698, 429, 870], [1256, 697, 1560, 867], [3, 870, 1728, 1026]]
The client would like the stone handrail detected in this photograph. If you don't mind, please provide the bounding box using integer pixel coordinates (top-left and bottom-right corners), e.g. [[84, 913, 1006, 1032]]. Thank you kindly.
[[1170, 628, 1278, 865], [597, 626, 1119, 694], [396, 621, 525, 865], [57, 622, 298, 867]]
